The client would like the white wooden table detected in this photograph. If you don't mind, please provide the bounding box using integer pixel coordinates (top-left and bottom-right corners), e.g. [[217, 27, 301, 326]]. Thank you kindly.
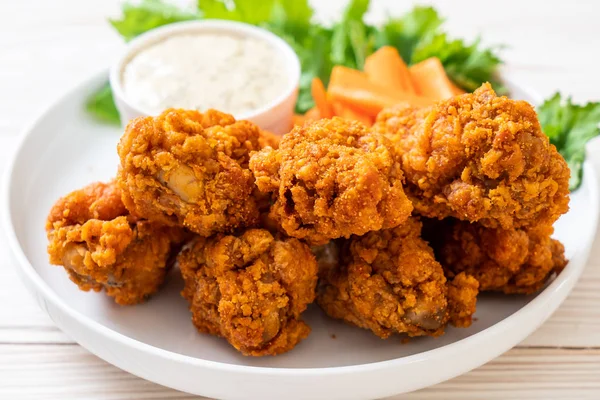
[[1, 1, 600, 398]]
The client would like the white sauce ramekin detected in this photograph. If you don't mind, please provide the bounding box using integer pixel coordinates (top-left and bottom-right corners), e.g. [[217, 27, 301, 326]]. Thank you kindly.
[[109, 20, 301, 135]]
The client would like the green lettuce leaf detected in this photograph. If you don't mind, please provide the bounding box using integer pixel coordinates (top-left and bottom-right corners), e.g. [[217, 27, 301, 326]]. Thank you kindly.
[[538, 94, 600, 190]]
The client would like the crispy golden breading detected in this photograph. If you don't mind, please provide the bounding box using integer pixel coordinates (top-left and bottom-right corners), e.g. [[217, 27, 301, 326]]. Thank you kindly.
[[178, 229, 318, 356], [258, 129, 280, 149], [427, 219, 567, 294], [447, 272, 479, 328], [117, 109, 264, 236], [373, 83, 570, 230], [250, 117, 413, 245], [317, 218, 478, 338], [46, 181, 185, 305]]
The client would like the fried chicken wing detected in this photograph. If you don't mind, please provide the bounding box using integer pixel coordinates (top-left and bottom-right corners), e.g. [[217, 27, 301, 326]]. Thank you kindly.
[[426, 219, 567, 294], [373, 83, 570, 229], [117, 109, 264, 236], [249, 117, 413, 245], [178, 229, 318, 356], [46, 181, 185, 305], [317, 218, 478, 338]]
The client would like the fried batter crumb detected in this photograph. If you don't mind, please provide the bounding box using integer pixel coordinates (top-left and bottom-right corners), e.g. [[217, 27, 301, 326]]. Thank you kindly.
[[447, 272, 479, 327], [318, 218, 477, 338], [250, 117, 413, 245], [117, 108, 264, 236], [374, 83, 570, 230], [427, 218, 567, 294], [46, 181, 185, 305], [178, 229, 318, 356]]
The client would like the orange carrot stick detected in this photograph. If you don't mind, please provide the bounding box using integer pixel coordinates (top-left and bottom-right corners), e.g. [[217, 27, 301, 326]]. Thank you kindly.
[[329, 66, 369, 88], [304, 107, 321, 121], [331, 101, 342, 115], [311, 77, 333, 118], [450, 80, 466, 95], [328, 66, 434, 116], [293, 114, 308, 126], [364, 46, 417, 94], [294, 107, 321, 126], [409, 57, 458, 100], [331, 101, 373, 126]]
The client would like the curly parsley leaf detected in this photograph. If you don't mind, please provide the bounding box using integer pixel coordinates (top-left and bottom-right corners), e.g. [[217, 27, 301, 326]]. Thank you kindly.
[[538, 94, 600, 190]]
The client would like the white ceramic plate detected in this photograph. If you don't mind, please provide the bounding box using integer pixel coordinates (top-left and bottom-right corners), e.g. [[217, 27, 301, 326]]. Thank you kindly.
[[3, 71, 598, 400]]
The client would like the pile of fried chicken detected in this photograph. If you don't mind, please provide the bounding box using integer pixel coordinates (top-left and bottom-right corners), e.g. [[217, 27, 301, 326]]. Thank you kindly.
[[46, 84, 570, 356]]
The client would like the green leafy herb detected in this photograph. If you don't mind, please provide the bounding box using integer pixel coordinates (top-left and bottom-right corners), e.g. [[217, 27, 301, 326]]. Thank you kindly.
[[196, 0, 241, 20], [538, 94, 600, 190], [375, 6, 443, 62], [294, 27, 334, 113], [110, 0, 198, 42], [88, 0, 505, 119], [412, 35, 505, 93], [90, 1, 594, 193], [331, 0, 372, 69], [85, 82, 120, 125], [267, 0, 322, 113], [197, 0, 279, 24], [268, 0, 314, 39], [375, 6, 504, 93], [195, 0, 321, 113]]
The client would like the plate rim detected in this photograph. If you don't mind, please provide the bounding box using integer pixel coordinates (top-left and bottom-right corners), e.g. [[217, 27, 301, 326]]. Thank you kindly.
[[2, 68, 598, 379]]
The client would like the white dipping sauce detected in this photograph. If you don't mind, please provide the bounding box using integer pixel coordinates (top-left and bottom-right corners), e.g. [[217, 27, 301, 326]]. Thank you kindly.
[[121, 33, 289, 116]]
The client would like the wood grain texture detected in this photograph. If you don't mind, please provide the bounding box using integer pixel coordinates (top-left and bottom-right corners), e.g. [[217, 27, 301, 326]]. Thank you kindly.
[[1, 0, 600, 398], [0, 345, 599, 400], [521, 232, 600, 347], [402, 348, 600, 400]]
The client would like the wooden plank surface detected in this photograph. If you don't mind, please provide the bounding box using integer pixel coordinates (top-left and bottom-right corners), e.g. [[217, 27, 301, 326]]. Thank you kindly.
[[0, 345, 599, 400], [1, 0, 599, 398]]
